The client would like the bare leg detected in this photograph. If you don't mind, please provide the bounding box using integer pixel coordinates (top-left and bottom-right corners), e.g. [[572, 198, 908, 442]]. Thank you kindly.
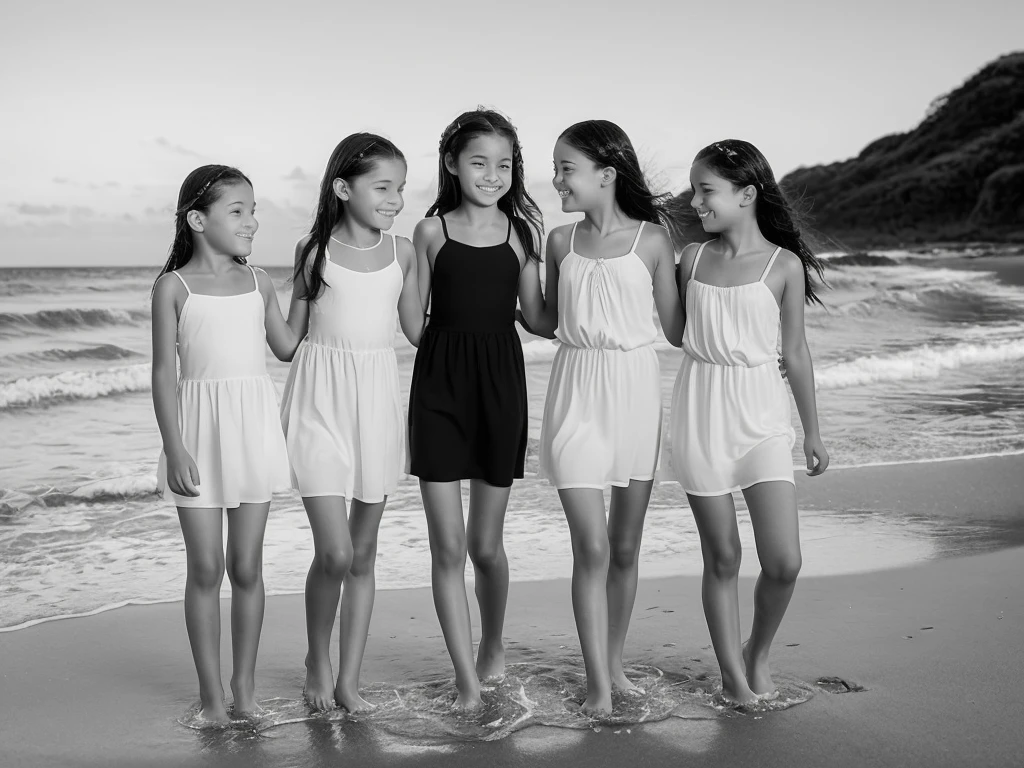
[[559, 488, 613, 715], [301, 495, 353, 711], [741, 481, 801, 696], [225, 501, 271, 716], [177, 507, 228, 723], [688, 493, 757, 704], [335, 497, 386, 713], [467, 479, 511, 681], [421, 480, 480, 710], [606, 479, 653, 693]]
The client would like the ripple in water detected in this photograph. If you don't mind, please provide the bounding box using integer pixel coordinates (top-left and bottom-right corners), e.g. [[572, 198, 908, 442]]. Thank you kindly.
[[177, 661, 816, 744]]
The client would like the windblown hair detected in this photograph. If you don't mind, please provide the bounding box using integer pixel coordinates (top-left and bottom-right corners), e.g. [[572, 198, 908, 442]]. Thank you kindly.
[[692, 139, 826, 306], [428, 108, 542, 261], [558, 120, 677, 233], [155, 165, 252, 286], [297, 133, 406, 301]]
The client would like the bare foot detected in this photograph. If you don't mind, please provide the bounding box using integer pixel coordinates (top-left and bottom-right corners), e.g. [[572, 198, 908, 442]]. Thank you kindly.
[[335, 685, 377, 715], [452, 687, 484, 713], [303, 653, 336, 711], [581, 690, 613, 717], [230, 677, 260, 717], [610, 668, 643, 696], [197, 703, 230, 726], [742, 641, 777, 697], [475, 640, 505, 682]]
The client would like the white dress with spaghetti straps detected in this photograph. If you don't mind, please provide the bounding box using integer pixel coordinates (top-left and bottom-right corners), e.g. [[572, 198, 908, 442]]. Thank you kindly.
[[157, 265, 291, 508], [280, 235, 405, 502], [538, 222, 663, 489], [669, 241, 795, 495]]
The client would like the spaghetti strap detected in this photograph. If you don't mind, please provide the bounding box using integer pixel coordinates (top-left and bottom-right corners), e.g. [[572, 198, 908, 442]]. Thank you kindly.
[[569, 222, 579, 253], [690, 240, 710, 281], [759, 246, 782, 282], [505, 216, 513, 243], [170, 270, 191, 293], [391, 232, 397, 261], [246, 264, 260, 292], [439, 215, 450, 240], [627, 221, 646, 253]]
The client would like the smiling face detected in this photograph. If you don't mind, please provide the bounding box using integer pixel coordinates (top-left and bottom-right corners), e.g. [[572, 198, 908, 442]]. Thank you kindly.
[[689, 159, 750, 233], [195, 181, 258, 258], [446, 132, 513, 208], [337, 156, 407, 231], [552, 138, 606, 214]]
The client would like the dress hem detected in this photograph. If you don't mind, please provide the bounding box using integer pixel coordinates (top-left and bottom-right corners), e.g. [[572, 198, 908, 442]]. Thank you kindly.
[[680, 476, 796, 497]]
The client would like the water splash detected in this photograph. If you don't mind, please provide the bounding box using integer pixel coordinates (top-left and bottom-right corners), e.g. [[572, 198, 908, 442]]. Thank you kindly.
[[182, 662, 816, 745]]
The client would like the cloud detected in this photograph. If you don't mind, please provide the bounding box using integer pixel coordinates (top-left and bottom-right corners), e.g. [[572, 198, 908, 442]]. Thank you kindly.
[[52, 177, 70, 185], [284, 166, 310, 181], [154, 137, 204, 159], [11, 203, 68, 216], [8, 203, 97, 218]]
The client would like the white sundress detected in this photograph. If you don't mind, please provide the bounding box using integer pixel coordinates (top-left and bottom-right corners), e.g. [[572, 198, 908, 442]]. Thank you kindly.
[[157, 265, 291, 508], [279, 235, 405, 503], [538, 221, 663, 490], [669, 240, 795, 495]]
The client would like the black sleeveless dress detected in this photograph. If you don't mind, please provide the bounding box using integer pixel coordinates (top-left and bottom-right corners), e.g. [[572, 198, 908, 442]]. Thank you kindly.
[[408, 215, 528, 487]]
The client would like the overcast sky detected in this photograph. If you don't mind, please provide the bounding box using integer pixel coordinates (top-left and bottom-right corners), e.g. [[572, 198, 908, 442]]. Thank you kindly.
[[1, 0, 1020, 266]]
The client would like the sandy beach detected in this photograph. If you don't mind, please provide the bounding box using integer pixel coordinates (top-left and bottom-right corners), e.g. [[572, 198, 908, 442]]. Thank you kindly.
[[2, 454, 1022, 768]]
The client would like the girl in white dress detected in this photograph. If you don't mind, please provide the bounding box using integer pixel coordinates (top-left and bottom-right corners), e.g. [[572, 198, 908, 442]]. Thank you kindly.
[[530, 121, 683, 715], [280, 134, 424, 713], [669, 140, 829, 705], [152, 165, 300, 724]]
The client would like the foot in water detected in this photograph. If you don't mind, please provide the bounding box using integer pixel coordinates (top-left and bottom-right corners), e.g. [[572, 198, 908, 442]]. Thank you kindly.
[[303, 653, 336, 711], [451, 684, 484, 713], [230, 676, 262, 718], [580, 686, 613, 717], [742, 640, 778, 699], [335, 684, 377, 715], [609, 667, 644, 696], [196, 702, 230, 726], [475, 639, 506, 682]]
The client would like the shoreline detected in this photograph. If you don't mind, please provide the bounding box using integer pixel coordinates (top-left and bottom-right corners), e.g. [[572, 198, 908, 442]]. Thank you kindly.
[[1, 453, 1023, 766], [1, 548, 1020, 767], [4, 450, 1024, 635]]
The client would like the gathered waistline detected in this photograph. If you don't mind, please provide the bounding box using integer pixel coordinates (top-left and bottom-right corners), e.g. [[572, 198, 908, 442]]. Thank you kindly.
[[178, 373, 273, 384], [557, 341, 657, 353], [425, 324, 516, 335], [302, 340, 396, 354], [683, 350, 777, 369]]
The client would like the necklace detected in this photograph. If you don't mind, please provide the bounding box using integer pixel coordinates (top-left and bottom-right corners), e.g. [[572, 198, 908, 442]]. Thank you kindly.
[[329, 230, 384, 272]]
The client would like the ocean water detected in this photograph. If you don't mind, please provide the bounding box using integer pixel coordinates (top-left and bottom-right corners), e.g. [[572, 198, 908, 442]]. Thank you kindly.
[[2, 247, 1024, 631]]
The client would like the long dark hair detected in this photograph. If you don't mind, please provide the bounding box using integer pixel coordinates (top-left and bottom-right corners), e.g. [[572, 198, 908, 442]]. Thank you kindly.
[[298, 133, 406, 301], [427, 109, 542, 262], [155, 165, 252, 285], [558, 120, 680, 236], [693, 139, 826, 306]]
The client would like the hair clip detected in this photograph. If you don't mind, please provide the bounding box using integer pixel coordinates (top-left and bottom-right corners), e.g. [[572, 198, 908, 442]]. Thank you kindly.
[[713, 142, 739, 159]]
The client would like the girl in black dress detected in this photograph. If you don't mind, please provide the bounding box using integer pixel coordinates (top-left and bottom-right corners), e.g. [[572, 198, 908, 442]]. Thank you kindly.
[[409, 109, 550, 710]]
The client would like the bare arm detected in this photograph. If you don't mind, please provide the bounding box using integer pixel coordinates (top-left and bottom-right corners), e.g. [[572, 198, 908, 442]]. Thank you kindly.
[[151, 274, 199, 496], [513, 224, 556, 339], [676, 242, 699, 326], [285, 237, 312, 343], [413, 218, 440, 315], [395, 236, 426, 346], [647, 225, 684, 347], [256, 268, 303, 362], [779, 252, 829, 475], [517, 227, 567, 338]]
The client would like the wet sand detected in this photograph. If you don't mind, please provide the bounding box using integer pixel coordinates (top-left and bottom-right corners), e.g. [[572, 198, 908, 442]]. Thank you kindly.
[[1, 455, 1022, 767]]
